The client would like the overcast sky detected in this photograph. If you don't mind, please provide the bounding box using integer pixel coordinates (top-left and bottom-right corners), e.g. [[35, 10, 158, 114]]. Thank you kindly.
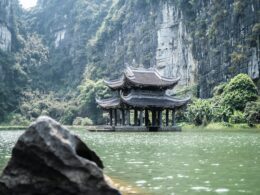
[[19, 0, 37, 9]]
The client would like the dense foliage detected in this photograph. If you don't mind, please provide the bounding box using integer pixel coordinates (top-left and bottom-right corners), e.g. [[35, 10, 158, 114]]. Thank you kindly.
[[222, 74, 258, 111], [186, 74, 259, 126], [0, 51, 27, 122], [6, 79, 111, 125], [244, 100, 260, 126], [187, 99, 212, 126], [24, 0, 113, 89], [73, 117, 93, 126], [0, 0, 259, 128]]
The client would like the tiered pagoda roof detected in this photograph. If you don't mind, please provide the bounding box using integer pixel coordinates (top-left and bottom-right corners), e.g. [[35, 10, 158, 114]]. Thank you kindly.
[[121, 90, 190, 109], [104, 67, 180, 90], [97, 67, 190, 110], [96, 97, 121, 109]]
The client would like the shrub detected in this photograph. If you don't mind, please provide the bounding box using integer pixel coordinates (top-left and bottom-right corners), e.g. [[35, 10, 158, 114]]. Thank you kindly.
[[222, 74, 258, 111], [81, 117, 93, 126], [186, 99, 212, 126], [72, 117, 93, 126], [61, 106, 78, 125], [7, 114, 30, 126], [211, 105, 232, 122], [175, 109, 187, 122], [229, 111, 246, 124], [72, 117, 83, 126], [252, 23, 260, 34], [77, 79, 111, 124], [244, 101, 260, 126], [230, 51, 246, 64], [212, 83, 226, 96]]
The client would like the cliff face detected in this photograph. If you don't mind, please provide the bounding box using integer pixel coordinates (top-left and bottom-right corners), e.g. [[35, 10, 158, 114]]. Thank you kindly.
[[25, 0, 113, 89], [1, 0, 259, 98], [87, 0, 259, 97], [187, 0, 259, 97], [0, 0, 26, 121], [155, 2, 197, 87], [0, 0, 19, 83], [0, 0, 12, 52]]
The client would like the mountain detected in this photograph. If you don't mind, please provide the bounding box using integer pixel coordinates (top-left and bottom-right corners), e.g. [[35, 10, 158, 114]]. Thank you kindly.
[[0, 0, 27, 121], [23, 0, 113, 90], [86, 0, 259, 97], [0, 0, 259, 123], [20, 0, 260, 95]]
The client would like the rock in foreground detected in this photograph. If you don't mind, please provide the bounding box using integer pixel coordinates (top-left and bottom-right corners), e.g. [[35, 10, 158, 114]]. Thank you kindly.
[[0, 116, 120, 195]]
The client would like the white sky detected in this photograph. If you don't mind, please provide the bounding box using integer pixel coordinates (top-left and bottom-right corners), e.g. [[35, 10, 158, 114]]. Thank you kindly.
[[19, 0, 37, 9]]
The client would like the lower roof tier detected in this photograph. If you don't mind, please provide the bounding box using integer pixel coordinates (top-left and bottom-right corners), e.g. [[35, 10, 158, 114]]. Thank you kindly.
[[96, 91, 190, 109]]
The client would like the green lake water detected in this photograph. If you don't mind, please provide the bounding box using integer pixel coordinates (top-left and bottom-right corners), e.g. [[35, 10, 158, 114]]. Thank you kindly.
[[0, 130, 260, 195]]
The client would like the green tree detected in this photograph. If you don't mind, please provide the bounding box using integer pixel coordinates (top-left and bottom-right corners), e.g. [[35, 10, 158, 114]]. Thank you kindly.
[[186, 99, 213, 126], [244, 100, 260, 126], [222, 74, 258, 111], [77, 79, 110, 124]]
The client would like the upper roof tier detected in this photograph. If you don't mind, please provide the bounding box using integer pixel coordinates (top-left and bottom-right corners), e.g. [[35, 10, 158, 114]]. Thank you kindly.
[[104, 67, 180, 90]]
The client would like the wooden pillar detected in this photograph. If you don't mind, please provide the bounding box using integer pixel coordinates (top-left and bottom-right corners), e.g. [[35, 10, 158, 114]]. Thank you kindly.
[[119, 110, 122, 125], [109, 109, 113, 126], [134, 109, 138, 126], [166, 109, 169, 126], [126, 110, 130, 125], [139, 110, 143, 126], [158, 110, 162, 127], [114, 109, 117, 126], [172, 109, 176, 126], [152, 110, 156, 127], [121, 109, 125, 126], [145, 109, 149, 126]]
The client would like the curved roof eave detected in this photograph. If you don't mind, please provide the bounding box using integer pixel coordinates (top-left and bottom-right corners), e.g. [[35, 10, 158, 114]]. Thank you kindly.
[[103, 75, 126, 89], [124, 67, 181, 88], [95, 97, 121, 109], [126, 76, 181, 88], [120, 92, 191, 109]]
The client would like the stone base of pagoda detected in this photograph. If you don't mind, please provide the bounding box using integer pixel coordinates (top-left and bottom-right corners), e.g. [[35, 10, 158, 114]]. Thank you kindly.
[[87, 125, 182, 132]]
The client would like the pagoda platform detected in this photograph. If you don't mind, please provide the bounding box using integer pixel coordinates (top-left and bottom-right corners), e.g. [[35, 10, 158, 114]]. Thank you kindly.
[[86, 125, 181, 132], [96, 67, 190, 131]]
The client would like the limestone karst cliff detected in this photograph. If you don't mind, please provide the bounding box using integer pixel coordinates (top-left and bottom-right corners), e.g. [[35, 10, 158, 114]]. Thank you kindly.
[[87, 0, 259, 97], [187, 0, 259, 97], [24, 0, 113, 89], [0, 0, 12, 52], [0, 0, 259, 121], [0, 0, 26, 121], [19, 0, 260, 96]]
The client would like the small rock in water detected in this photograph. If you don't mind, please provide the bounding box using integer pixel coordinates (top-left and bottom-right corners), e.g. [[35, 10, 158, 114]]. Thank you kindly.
[[0, 116, 120, 195]]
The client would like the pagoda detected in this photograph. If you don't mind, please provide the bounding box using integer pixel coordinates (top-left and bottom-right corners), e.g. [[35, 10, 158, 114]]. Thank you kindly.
[[96, 67, 190, 131]]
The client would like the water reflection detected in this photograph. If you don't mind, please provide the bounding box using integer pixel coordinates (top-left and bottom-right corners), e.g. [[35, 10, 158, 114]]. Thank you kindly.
[[75, 131, 260, 195]]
